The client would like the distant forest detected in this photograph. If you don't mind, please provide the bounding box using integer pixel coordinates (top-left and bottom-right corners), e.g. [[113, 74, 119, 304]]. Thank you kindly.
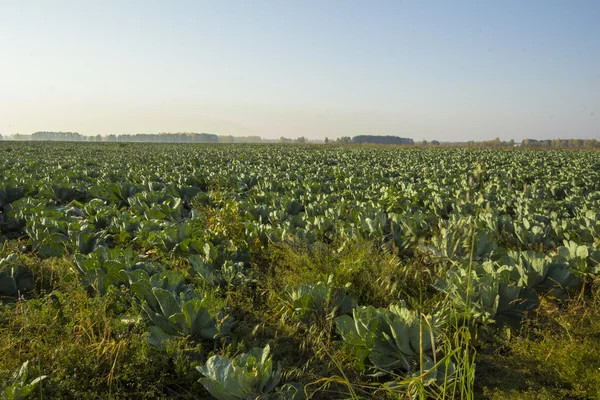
[[519, 138, 600, 148], [461, 137, 600, 149], [1, 131, 599, 148], [352, 135, 414, 145], [3, 131, 265, 143], [15, 131, 220, 143]]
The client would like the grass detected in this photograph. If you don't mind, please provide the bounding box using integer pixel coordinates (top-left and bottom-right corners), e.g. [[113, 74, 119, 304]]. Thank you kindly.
[[0, 255, 204, 399], [1, 233, 599, 399], [475, 284, 600, 399]]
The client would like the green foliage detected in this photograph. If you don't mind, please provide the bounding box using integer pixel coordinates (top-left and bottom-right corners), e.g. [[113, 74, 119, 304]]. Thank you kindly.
[[476, 296, 600, 399], [0, 281, 186, 399], [73, 246, 162, 295], [281, 277, 357, 324], [197, 345, 283, 400], [1, 361, 47, 400], [434, 262, 540, 329], [1, 142, 600, 398], [189, 255, 253, 289], [430, 216, 498, 262], [556, 240, 600, 275], [0, 255, 33, 302], [336, 304, 438, 372], [130, 272, 232, 347], [0, 186, 28, 209], [501, 250, 579, 297]]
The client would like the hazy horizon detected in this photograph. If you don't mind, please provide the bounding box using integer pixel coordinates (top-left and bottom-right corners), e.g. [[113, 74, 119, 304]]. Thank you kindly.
[[1, 1, 598, 142]]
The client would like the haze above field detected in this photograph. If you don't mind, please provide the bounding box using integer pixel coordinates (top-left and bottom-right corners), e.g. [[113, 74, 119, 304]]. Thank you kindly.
[[1, 1, 598, 142]]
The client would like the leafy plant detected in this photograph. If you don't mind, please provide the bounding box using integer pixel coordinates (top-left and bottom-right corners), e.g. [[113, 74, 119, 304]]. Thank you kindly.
[[0, 185, 28, 211], [512, 217, 554, 249], [556, 240, 600, 275], [281, 277, 357, 324], [1, 361, 47, 400], [430, 216, 498, 262], [336, 304, 438, 372], [197, 345, 282, 400], [189, 255, 253, 289], [129, 269, 187, 295], [0, 255, 33, 302], [74, 246, 162, 295], [434, 261, 539, 329], [131, 275, 232, 347], [501, 250, 579, 297], [388, 210, 431, 251]]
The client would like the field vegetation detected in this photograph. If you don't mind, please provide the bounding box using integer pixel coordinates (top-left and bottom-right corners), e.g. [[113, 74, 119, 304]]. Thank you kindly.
[[1, 142, 599, 399]]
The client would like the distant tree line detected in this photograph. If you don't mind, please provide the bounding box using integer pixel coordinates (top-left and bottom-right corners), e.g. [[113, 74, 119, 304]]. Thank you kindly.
[[32, 131, 84, 141], [520, 138, 600, 149], [219, 135, 264, 143], [463, 137, 599, 149], [466, 137, 515, 147], [417, 138, 600, 149], [106, 133, 219, 143], [325, 135, 415, 145], [6, 131, 220, 143], [4, 131, 282, 144], [352, 135, 414, 145], [276, 135, 415, 145], [2, 132, 598, 148]]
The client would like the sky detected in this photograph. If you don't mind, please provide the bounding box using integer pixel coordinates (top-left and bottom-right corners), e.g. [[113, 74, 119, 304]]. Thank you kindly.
[[0, 1, 598, 141]]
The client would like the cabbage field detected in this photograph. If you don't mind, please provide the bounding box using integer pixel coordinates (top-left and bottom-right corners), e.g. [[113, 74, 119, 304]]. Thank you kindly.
[[1, 142, 599, 399]]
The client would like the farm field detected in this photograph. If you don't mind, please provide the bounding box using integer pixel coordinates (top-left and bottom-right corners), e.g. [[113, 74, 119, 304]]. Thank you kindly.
[[1, 142, 600, 399]]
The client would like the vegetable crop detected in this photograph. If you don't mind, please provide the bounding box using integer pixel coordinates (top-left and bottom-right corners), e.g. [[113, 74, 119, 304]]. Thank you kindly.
[[0, 142, 599, 399]]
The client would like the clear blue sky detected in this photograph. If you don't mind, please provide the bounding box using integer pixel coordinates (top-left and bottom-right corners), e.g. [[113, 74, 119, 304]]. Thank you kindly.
[[1, 0, 598, 141]]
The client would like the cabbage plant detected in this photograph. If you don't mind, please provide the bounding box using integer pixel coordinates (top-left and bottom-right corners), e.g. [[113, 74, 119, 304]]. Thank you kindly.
[[282, 277, 357, 324], [556, 240, 600, 275], [0, 185, 27, 210], [433, 262, 539, 328], [131, 274, 231, 347], [0, 255, 33, 302], [74, 246, 162, 295], [430, 216, 498, 262], [197, 345, 282, 400], [336, 304, 438, 372], [500, 250, 579, 297], [189, 255, 253, 289], [1, 361, 47, 400]]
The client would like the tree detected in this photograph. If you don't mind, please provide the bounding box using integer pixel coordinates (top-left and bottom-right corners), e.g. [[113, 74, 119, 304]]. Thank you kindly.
[[218, 135, 235, 143], [351, 135, 414, 145], [324, 137, 329, 144]]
